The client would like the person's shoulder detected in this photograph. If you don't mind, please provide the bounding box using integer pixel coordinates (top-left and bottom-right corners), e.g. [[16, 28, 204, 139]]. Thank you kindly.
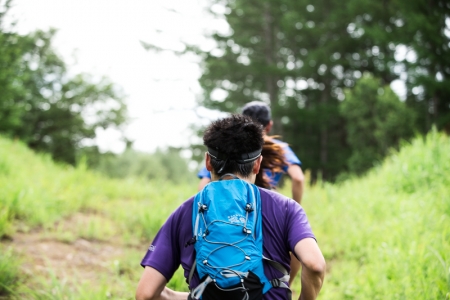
[[258, 187, 293, 204], [170, 196, 195, 218], [181, 196, 195, 209], [257, 187, 302, 213], [257, 187, 305, 232], [270, 138, 301, 165], [270, 138, 294, 152], [270, 138, 287, 146], [271, 138, 294, 152]]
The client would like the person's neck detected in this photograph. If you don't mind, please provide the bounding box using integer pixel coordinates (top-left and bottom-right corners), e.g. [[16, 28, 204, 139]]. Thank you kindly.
[[211, 173, 255, 184]]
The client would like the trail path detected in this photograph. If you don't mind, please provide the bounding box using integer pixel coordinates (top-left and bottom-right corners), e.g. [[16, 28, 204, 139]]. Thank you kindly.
[[10, 232, 123, 283], [3, 213, 129, 290]]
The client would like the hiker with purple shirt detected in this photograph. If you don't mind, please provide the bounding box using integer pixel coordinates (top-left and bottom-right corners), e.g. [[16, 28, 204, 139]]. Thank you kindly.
[[136, 114, 325, 300]]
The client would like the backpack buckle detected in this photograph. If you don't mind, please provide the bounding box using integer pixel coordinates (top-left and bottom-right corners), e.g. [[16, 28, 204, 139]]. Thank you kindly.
[[185, 236, 197, 247]]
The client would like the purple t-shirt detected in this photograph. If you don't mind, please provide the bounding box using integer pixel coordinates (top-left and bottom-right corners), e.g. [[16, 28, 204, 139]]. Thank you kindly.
[[140, 187, 315, 300]]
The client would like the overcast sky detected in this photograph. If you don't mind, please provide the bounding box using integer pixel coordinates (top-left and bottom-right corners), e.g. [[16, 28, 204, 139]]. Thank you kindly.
[[9, 0, 227, 153]]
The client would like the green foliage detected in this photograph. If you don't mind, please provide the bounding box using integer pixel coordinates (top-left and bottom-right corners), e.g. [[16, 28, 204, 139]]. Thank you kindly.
[[0, 2, 127, 165], [0, 25, 29, 134], [0, 135, 194, 298], [1, 129, 450, 298], [20, 269, 137, 300], [0, 247, 21, 297], [0, 136, 196, 241], [282, 129, 450, 298], [167, 267, 190, 292], [340, 74, 417, 174], [159, 0, 450, 181], [90, 147, 195, 184], [359, 0, 450, 133]]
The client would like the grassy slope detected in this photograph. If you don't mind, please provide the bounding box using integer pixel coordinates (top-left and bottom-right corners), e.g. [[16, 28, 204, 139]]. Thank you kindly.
[[286, 130, 450, 299], [1, 131, 449, 299], [0, 138, 195, 242], [0, 138, 196, 298]]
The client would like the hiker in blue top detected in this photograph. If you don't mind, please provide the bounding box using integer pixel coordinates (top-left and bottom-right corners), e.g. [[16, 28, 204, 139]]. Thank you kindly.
[[198, 101, 306, 287], [198, 101, 305, 205]]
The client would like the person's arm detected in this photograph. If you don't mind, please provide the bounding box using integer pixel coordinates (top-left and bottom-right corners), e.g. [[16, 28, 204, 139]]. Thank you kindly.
[[136, 266, 189, 300], [293, 238, 326, 300], [287, 164, 304, 204], [198, 177, 211, 191]]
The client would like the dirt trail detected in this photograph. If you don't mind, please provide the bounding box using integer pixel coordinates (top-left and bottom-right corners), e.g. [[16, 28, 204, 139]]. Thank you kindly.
[[3, 214, 130, 289], [9, 232, 124, 283]]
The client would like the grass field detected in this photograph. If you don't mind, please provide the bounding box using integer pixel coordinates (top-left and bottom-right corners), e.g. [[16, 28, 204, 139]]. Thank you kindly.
[[0, 130, 449, 299]]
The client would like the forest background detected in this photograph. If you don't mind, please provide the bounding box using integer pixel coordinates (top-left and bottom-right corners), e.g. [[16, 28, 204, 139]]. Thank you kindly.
[[1, 0, 449, 181]]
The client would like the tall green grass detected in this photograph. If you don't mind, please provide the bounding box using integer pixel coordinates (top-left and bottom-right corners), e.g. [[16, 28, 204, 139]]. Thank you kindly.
[[1, 131, 449, 299], [285, 130, 450, 299], [0, 138, 195, 241], [0, 137, 195, 298], [0, 247, 21, 297]]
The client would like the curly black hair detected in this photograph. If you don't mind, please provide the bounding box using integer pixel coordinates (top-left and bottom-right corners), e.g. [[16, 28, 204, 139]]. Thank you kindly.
[[203, 114, 264, 177]]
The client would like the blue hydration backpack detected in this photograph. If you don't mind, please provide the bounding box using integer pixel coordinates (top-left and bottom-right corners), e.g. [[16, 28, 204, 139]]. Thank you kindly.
[[187, 175, 291, 300]]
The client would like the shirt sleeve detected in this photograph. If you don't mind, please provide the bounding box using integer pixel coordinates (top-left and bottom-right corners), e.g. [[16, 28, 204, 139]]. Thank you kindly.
[[197, 166, 211, 179], [285, 200, 315, 253], [140, 210, 182, 281], [283, 145, 301, 167]]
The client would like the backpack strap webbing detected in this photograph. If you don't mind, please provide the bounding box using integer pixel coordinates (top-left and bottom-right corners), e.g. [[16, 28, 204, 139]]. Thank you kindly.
[[188, 260, 196, 287], [188, 258, 292, 300], [189, 275, 213, 300], [263, 256, 292, 299]]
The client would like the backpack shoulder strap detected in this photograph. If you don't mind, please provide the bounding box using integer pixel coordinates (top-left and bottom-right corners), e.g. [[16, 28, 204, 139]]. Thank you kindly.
[[187, 260, 196, 287], [263, 255, 292, 298]]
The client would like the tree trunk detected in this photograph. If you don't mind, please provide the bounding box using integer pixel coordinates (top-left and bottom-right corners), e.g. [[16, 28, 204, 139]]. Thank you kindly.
[[319, 91, 329, 180], [262, 3, 282, 134]]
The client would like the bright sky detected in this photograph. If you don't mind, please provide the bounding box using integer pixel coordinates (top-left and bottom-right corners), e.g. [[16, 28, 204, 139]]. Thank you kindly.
[[9, 0, 227, 153]]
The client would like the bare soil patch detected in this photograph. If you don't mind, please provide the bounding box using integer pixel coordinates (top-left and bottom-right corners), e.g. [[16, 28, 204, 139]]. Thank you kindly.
[[11, 233, 123, 283], [3, 214, 128, 289]]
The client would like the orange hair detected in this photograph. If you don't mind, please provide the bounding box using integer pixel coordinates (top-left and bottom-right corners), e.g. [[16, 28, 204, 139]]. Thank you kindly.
[[255, 136, 287, 189]]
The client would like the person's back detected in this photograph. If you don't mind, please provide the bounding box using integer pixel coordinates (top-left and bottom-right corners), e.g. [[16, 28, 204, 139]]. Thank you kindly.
[[139, 186, 315, 299], [136, 114, 325, 300]]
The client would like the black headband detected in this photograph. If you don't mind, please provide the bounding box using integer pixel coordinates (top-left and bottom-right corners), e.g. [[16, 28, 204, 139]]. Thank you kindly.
[[207, 147, 262, 164]]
